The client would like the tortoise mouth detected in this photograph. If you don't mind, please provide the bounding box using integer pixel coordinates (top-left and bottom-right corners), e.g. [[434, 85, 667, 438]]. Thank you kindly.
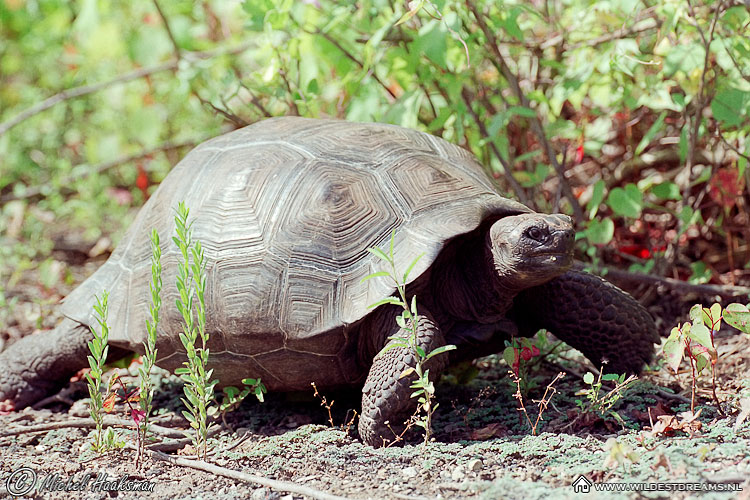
[[529, 251, 573, 266]]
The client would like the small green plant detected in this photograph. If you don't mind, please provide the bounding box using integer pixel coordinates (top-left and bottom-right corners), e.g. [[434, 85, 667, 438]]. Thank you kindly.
[[664, 302, 750, 414], [362, 231, 456, 445], [136, 228, 163, 465], [575, 367, 637, 428], [172, 201, 217, 461], [216, 378, 266, 429], [85, 291, 117, 452]]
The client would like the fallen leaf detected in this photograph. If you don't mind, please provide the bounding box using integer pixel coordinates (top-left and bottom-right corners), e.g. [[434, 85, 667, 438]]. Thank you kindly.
[[734, 398, 750, 431], [470, 423, 509, 440], [650, 453, 672, 473]]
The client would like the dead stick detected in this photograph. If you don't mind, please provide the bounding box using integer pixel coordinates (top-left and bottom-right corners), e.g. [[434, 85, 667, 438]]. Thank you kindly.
[[149, 450, 353, 500], [581, 263, 750, 298], [0, 417, 186, 439]]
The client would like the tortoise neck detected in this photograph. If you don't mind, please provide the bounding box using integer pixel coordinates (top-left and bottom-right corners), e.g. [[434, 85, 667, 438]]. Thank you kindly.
[[430, 229, 520, 324]]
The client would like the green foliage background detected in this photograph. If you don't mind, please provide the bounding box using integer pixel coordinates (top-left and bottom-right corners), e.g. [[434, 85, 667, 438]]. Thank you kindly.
[[1, 0, 749, 300]]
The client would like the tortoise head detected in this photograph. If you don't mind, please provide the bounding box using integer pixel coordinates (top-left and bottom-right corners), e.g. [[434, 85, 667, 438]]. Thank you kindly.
[[488, 213, 574, 290]]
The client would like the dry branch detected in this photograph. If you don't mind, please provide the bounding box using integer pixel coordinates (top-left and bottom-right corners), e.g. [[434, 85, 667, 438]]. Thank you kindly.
[[149, 450, 353, 500], [582, 263, 750, 298], [0, 42, 252, 137], [0, 417, 186, 439]]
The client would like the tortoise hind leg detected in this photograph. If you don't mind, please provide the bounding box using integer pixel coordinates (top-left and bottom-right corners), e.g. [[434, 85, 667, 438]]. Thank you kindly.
[[509, 270, 659, 375], [358, 309, 448, 447], [0, 318, 98, 410]]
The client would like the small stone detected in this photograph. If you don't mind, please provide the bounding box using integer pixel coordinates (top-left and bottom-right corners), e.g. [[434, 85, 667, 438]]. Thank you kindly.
[[402, 466, 418, 478], [439, 469, 451, 480], [251, 488, 269, 500], [451, 465, 465, 481], [467, 459, 482, 472]]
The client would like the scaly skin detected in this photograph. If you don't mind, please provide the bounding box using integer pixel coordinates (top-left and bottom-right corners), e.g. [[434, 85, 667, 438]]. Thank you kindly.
[[358, 310, 448, 447], [510, 270, 659, 374], [0, 318, 91, 411]]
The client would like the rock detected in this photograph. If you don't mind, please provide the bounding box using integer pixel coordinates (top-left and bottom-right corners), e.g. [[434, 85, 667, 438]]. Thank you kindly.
[[467, 458, 482, 472], [402, 467, 418, 478], [451, 465, 465, 481]]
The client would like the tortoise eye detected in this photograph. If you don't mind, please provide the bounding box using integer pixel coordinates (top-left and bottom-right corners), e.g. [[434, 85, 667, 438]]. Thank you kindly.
[[526, 226, 546, 242]]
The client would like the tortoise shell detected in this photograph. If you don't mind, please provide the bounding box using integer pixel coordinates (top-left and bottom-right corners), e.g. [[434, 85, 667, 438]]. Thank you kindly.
[[61, 117, 530, 389]]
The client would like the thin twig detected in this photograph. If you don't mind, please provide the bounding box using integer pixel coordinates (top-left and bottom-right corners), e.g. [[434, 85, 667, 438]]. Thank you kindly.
[[303, 26, 398, 100], [152, 0, 181, 58], [717, 129, 750, 162], [465, 0, 584, 221], [0, 42, 252, 137], [231, 65, 273, 118], [148, 450, 353, 500], [459, 87, 531, 205], [0, 139, 199, 202]]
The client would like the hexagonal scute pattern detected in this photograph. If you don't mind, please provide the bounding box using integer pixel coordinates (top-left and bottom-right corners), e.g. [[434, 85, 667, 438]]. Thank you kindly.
[[60, 117, 529, 389]]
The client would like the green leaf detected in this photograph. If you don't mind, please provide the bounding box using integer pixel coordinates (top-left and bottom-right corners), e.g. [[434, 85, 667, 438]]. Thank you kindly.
[[679, 126, 689, 165], [367, 297, 404, 309], [396, 315, 406, 329], [634, 111, 666, 155], [413, 20, 448, 70], [361, 271, 391, 283], [395, 0, 425, 26], [367, 247, 391, 263], [424, 344, 457, 361], [223, 386, 239, 399], [662, 329, 686, 372], [687, 323, 712, 348], [502, 346, 517, 367], [500, 7, 524, 41], [693, 349, 711, 375], [583, 372, 595, 385], [584, 218, 614, 245], [664, 43, 705, 76], [723, 303, 750, 334], [402, 253, 425, 283], [587, 180, 606, 219], [689, 304, 704, 325], [651, 182, 681, 201], [607, 184, 643, 218], [508, 106, 537, 118], [706, 303, 722, 331], [711, 88, 748, 127]]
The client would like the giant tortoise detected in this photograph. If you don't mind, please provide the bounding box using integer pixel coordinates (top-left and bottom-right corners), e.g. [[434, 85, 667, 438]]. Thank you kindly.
[[0, 117, 658, 446]]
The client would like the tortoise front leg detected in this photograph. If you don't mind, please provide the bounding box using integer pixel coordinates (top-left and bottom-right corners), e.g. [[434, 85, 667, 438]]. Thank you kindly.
[[358, 308, 448, 447], [509, 270, 659, 375], [0, 318, 96, 410]]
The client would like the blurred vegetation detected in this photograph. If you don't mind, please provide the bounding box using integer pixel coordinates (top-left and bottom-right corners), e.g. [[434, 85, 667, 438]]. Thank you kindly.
[[1, 0, 749, 323]]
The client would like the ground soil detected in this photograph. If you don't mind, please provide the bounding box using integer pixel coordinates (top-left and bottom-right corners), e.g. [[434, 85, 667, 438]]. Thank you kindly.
[[1, 259, 749, 500]]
